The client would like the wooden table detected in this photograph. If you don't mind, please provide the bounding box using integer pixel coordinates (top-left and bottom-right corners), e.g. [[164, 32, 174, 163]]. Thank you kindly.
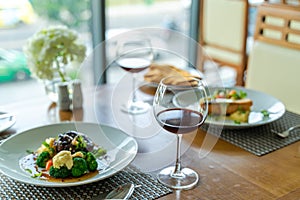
[[1, 82, 300, 200]]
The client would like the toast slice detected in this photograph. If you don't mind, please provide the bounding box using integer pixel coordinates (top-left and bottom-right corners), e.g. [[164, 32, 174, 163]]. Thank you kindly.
[[144, 63, 200, 85], [208, 98, 253, 115]]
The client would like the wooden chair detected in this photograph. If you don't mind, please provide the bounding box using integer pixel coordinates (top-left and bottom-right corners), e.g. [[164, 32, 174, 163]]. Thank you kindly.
[[198, 0, 249, 86], [264, 0, 300, 7], [245, 3, 300, 113]]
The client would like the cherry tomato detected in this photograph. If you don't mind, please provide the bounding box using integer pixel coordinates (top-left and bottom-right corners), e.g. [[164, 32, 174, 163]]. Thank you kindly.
[[229, 90, 237, 96]]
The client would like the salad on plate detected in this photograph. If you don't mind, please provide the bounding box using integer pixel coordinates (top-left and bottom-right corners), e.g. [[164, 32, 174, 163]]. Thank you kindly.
[[20, 130, 107, 182], [208, 88, 253, 124]]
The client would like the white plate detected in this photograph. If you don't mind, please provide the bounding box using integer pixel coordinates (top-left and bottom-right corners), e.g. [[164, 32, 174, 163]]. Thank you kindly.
[[173, 87, 285, 129], [0, 112, 16, 133], [0, 122, 138, 187]]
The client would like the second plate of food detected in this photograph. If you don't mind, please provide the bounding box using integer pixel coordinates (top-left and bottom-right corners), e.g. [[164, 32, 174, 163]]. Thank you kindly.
[[173, 87, 285, 129]]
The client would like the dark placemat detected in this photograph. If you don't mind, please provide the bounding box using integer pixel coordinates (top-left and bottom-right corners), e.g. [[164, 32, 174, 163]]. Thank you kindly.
[[0, 165, 172, 200], [205, 111, 300, 156]]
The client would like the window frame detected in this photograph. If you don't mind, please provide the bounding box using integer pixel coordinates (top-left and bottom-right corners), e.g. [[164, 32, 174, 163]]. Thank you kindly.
[[90, 0, 200, 85]]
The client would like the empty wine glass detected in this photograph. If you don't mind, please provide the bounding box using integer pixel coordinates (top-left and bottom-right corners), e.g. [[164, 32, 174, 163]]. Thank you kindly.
[[153, 75, 208, 190], [116, 37, 154, 114]]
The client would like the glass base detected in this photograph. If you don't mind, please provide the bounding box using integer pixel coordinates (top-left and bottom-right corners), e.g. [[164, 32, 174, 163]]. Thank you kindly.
[[157, 166, 199, 190], [121, 101, 150, 114]]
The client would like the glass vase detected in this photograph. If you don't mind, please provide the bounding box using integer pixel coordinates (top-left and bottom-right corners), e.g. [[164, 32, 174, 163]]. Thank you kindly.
[[43, 78, 72, 102]]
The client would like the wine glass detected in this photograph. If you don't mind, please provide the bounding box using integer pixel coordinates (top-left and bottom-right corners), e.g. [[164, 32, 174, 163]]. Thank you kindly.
[[115, 37, 154, 114], [153, 75, 208, 190]]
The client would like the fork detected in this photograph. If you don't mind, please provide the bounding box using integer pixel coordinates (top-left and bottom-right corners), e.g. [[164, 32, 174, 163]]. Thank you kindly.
[[92, 183, 141, 200], [271, 125, 300, 138]]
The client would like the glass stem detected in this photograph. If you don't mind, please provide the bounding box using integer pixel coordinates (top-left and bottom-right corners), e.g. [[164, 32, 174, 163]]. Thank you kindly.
[[173, 134, 183, 177], [132, 73, 137, 103]]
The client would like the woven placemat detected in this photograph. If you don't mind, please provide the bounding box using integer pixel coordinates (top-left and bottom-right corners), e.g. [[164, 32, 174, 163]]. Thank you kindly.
[[205, 111, 300, 156], [0, 165, 172, 200]]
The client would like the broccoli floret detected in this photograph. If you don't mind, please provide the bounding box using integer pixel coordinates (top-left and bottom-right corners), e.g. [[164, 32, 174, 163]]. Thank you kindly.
[[71, 157, 88, 177], [49, 166, 71, 178], [86, 152, 98, 171], [92, 147, 107, 158], [36, 151, 50, 168], [75, 135, 87, 151]]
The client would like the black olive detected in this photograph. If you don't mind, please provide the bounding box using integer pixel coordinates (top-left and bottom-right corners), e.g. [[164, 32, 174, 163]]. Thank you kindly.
[[53, 130, 95, 153]]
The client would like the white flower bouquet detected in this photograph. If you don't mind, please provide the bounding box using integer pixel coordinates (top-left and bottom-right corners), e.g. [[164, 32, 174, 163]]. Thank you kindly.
[[23, 25, 86, 82]]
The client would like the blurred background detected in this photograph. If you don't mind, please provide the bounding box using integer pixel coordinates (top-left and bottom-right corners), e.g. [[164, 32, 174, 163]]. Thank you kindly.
[[0, 0, 260, 104]]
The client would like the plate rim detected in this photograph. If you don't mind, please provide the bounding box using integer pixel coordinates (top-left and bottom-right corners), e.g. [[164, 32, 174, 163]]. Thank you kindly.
[[0, 122, 138, 187], [0, 111, 16, 133]]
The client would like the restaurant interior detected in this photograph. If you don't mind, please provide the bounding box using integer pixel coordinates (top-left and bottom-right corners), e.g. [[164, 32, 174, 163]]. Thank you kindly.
[[0, 0, 300, 199]]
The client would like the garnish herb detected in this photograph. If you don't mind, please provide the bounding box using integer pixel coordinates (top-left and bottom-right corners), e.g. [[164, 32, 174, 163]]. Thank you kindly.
[[237, 106, 246, 113], [234, 120, 241, 124], [42, 141, 50, 148], [92, 147, 107, 158], [26, 150, 34, 154], [261, 110, 270, 117], [213, 89, 247, 100], [25, 169, 41, 178], [238, 91, 247, 99], [75, 135, 87, 150], [32, 172, 42, 178]]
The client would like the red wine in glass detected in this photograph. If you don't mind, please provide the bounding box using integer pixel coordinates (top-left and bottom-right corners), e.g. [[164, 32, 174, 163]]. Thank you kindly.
[[153, 75, 208, 190], [156, 108, 204, 134], [117, 57, 151, 73], [115, 37, 154, 114]]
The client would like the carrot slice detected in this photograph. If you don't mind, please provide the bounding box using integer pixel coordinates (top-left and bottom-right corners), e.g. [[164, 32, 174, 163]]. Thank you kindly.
[[45, 159, 53, 171]]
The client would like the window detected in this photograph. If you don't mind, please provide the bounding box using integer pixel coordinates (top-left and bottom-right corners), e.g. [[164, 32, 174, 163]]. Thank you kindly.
[[102, 0, 193, 84], [0, 0, 93, 104], [0, 0, 192, 104]]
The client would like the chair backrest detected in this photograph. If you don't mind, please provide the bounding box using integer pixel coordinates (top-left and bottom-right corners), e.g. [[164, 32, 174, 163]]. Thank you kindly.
[[198, 0, 249, 86], [265, 0, 300, 7], [245, 3, 300, 113]]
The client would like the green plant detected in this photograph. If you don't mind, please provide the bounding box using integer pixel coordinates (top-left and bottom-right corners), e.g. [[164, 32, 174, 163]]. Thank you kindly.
[[30, 0, 91, 29]]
